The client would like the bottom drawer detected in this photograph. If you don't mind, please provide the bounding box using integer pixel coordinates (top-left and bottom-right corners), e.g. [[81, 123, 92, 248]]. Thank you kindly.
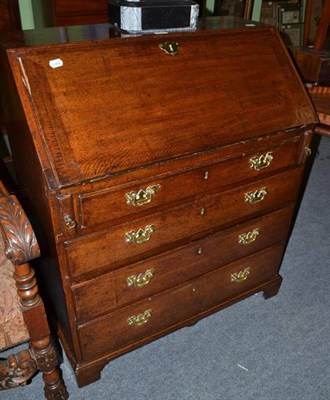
[[78, 243, 285, 361]]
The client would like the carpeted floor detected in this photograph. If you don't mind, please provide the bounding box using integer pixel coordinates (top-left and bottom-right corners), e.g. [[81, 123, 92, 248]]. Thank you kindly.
[[1, 136, 329, 400]]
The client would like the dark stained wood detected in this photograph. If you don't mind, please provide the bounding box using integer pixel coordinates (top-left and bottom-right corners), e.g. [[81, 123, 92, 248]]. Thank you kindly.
[[0, 18, 318, 388], [0, 0, 21, 31], [308, 86, 330, 137], [50, 0, 108, 26], [313, 0, 330, 51], [47, 0, 205, 27], [291, 0, 330, 84], [290, 46, 330, 85], [0, 0, 21, 129]]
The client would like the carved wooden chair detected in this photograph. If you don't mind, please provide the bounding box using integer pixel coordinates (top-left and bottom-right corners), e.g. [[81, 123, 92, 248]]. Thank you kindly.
[[0, 180, 68, 399]]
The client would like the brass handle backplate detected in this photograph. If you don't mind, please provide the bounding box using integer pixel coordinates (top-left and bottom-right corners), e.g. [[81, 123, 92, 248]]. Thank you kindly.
[[245, 187, 268, 204], [238, 228, 260, 245], [126, 269, 155, 288], [125, 224, 155, 244], [64, 215, 77, 230], [249, 152, 274, 171], [125, 184, 161, 207], [159, 42, 179, 56], [127, 309, 153, 326], [231, 267, 251, 283]]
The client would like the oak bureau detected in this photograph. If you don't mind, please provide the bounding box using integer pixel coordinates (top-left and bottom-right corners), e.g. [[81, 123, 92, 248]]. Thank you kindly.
[[0, 17, 318, 387]]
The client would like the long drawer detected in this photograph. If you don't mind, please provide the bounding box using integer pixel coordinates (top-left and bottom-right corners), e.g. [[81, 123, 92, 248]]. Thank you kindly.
[[77, 136, 301, 229], [72, 206, 295, 322], [78, 243, 285, 361], [65, 167, 303, 278]]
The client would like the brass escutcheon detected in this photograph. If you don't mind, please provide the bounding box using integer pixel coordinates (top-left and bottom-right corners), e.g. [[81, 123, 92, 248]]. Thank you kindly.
[[249, 152, 274, 171], [238, 228, 260, 245], [197, 247, 203, 255], [245, 187, 268, 204], [126, 269, 155, 288], [231, 267, 251, 283], [125, 184, 161, 207], [127, 309, 153, 326], [305, 146, 312, 156], [159, 42, 179, 56], [125, 224, 155, 244]]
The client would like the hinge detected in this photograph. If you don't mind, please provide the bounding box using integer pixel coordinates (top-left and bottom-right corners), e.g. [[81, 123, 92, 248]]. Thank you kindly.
[[298, 129, 314, 165]]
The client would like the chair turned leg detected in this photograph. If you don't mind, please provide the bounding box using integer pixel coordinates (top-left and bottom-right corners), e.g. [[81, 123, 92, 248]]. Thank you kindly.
[[30, 337, 69, 400]]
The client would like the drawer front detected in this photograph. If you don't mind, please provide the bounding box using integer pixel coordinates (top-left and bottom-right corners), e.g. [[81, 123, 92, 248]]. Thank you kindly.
[[77, 137, 301, 229], [72, 206, 295, 322], [66, 168, 303, 278], [78, 243, 285, 361]]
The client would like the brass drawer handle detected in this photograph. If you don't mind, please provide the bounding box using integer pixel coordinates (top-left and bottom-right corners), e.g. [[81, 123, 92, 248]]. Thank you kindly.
[[127, 269, 155, 288], [64, 215, 77, 230], [245, 187, 268, 204], [125, 184, 161, 207], [238, 228, 260, 245], [231, 267, 251, 283], [249, 152, 274, 171], [159, 42, 179, 56], [127, 309, 153, 326], [125, 224, 155, 244]]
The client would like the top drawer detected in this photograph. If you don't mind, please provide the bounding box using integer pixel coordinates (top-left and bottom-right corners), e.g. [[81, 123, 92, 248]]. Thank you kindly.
[[65, 167, 303, 278], [71, 135, 302, 232]]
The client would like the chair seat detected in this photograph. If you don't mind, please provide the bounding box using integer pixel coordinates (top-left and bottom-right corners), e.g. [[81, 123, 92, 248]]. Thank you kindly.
[[0, 239, 29, 351]]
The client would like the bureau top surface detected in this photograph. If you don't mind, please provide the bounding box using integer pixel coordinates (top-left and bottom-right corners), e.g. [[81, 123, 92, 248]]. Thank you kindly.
[[2, 17, 317, 188]]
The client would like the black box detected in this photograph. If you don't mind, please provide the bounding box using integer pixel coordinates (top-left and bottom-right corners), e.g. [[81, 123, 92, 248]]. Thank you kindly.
[[108, 0, 199, 33]]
